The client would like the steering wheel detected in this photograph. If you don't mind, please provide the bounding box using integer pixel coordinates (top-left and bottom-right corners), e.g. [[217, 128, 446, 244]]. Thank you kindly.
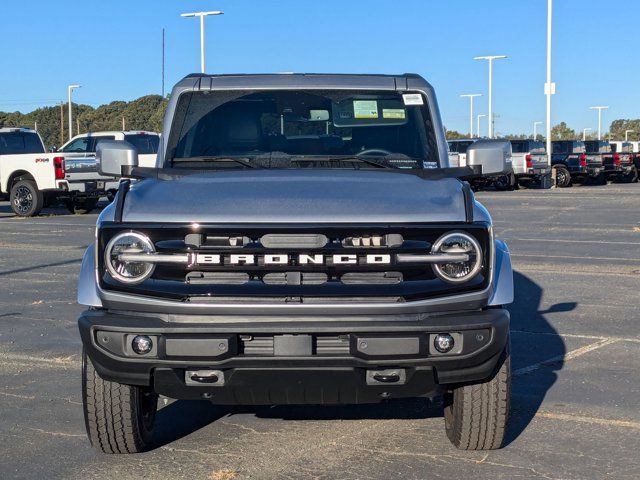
[[356, 148, 393, 157]]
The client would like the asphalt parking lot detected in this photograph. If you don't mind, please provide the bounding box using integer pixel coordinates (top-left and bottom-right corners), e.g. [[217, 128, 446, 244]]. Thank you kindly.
[[1, 183, 639, 480]]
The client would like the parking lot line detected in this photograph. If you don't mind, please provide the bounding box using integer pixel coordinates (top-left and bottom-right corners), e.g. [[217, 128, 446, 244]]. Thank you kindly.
[[535, 411, 640, 430], [513, 338, 618, 377], [507, 237, 640, 246]]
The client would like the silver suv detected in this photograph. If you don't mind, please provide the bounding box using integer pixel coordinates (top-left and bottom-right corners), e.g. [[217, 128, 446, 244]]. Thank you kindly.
[[77, 73, 514, 453]]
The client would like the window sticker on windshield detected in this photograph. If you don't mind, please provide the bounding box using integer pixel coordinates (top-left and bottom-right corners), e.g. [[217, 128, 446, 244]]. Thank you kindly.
[[402, 93, 424, 105], [382, 108, 406, 119], [353, 100, 378, 119]]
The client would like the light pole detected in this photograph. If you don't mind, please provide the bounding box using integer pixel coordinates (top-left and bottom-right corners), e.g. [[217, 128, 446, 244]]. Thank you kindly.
[[474, 55, 507, 139], [625, 129, 634, 141], [589, 106, 609, 140], [477, 114, 487, 139], [181, 10, 224, 73], [460, 94, 482, 138], [67, 84, 81, 141], [582, 128, 592, 141], [545, 0, 556, 170], [533, 121, 543, 140]]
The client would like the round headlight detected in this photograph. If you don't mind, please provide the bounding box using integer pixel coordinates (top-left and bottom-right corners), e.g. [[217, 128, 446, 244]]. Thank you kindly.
[[432, 232, 482, 283], [104, 231, 155, 284]]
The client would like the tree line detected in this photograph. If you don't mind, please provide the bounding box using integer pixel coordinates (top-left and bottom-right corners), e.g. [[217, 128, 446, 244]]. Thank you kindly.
[[446, 119, 640, 142], [0, 95, 169, 149]]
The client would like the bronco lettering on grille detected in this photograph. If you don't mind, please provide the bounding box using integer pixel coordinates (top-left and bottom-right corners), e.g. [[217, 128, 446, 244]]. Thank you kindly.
[[194, 253, 392, 266]]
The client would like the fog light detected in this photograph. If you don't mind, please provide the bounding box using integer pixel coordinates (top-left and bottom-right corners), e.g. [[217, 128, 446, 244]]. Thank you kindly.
[[132, 335, 153, 355], [434, 333, 455, 353]]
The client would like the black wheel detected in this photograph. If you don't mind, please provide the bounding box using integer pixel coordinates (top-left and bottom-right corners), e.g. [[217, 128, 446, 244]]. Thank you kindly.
[[82, 349, 158, 454], [443, 341, 511, 450], [66, 198, 99, 214], [10, 180, 44, 217], [620, 166, 638, 183], [554, 166, 571, 188], [493, 173, 513, 191]]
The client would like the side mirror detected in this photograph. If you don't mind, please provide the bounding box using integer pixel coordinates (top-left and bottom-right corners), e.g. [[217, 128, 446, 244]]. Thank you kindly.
[[466, 140, 512, 177], [97, 140, 138, 177]]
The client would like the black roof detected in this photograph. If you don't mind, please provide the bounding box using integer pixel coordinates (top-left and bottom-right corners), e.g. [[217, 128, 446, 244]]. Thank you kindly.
[[175, 73, 432, 92]]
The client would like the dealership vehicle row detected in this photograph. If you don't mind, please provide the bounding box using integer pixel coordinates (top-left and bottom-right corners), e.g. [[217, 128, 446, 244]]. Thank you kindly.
[[449, 137, 640, 189], [0, 128, 160, 216]]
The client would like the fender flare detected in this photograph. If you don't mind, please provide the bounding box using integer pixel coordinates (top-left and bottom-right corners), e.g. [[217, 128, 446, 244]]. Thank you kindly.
[[488, 239, 514, 306], [77, 243, 102, 307]]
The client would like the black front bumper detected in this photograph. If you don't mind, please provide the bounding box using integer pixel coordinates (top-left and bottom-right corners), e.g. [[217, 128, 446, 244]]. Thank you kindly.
[[79, 308, 509, 404]]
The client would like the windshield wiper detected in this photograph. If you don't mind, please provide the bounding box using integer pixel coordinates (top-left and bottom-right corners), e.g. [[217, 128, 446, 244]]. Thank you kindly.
[[172, 156, 259, 169], [293, 156, 400, 170]]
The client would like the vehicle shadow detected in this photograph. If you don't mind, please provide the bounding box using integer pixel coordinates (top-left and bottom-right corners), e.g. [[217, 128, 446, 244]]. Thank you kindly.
[[505, 271, 574, 446], [149, 270, 572, 450], [0, 201, 106, 218]]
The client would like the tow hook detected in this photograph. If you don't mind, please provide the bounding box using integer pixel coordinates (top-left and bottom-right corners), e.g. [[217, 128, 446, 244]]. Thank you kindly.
[[185, 369, 225, 386], [367, 369, 406, 385]]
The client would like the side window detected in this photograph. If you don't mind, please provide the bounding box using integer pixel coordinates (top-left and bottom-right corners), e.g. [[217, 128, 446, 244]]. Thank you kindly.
[[61, 137, 91, 153], [90, 136, 116, 152]]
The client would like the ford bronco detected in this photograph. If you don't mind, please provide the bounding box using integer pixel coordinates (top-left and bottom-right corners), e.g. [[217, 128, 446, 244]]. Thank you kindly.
[[77, 73, 514, 453]]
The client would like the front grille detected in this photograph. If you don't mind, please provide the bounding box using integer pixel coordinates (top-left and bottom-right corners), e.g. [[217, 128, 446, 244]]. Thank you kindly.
[[99, 223, 491, 303]]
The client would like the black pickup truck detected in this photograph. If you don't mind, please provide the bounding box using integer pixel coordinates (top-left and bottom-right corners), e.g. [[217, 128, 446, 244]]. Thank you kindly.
[[608, 142, 638, 183], [551, 140, 605, 185]]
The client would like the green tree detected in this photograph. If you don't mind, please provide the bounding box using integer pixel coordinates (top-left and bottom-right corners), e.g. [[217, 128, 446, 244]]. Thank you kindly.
[[609, 119, 640, 141], [551, 122, 576, 141], [0, 96, 169, 149]]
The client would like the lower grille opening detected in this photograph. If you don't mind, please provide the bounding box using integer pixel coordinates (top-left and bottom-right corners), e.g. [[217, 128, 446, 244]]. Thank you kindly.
[[340, 272, 403, 285]]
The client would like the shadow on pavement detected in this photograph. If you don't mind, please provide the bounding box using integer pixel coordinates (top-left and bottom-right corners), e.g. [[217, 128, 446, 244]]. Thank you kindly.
[[505, 270, 574, 446], [153, 400, 232, 448]]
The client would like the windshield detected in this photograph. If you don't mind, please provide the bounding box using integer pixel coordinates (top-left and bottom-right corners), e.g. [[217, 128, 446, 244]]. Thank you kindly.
[[125, 134, 159, 155], [510, 141, 528, 153], [165, 90, 439, 169], [0, 131, 45, 155]]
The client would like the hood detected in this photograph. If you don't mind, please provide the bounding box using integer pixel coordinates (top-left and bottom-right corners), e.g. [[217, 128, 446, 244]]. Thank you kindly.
[[121, 169, 468, 224]]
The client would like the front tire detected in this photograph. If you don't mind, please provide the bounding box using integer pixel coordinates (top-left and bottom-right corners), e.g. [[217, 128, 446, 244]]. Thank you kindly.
[[443, 342, 511, 450], [82, 350, 158, 454], [10, 180, 43, 217]]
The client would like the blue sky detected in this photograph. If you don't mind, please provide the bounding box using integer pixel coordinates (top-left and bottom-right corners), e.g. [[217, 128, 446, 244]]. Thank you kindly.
[[1, 0, 638, 135]]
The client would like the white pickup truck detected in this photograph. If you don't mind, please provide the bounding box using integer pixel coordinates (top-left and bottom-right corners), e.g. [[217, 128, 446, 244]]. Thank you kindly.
[[58, 131, 160, 213], [0, 127, 70, 216]]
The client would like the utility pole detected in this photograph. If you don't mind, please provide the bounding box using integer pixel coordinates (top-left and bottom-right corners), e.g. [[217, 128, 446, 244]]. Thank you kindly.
[[181, 11, 224, 73], [545, 0, 556, 173], [460, 94, 482, 138], [533, 121, 543, 140], [59, 102, 64, 145], [474, 55, 507, 139], [122, 117, 126, 131], [67, 84, 81, 141], [589, 106, 609, 140], [76, 118, 80, 136], [162, 28, 165, 97]]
